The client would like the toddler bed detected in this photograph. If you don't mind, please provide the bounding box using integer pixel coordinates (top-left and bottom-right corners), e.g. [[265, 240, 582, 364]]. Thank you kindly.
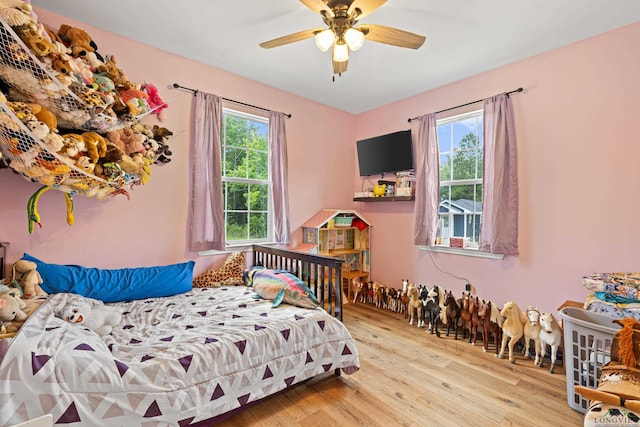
[[0, 245, 359, 426]]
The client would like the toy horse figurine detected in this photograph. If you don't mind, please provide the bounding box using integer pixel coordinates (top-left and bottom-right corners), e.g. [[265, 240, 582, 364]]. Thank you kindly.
[[406, 282, 422, 327], [468, 296, 483, 346], [351, 277, 364, 304], [499, 301, 526, 363], [538, 312, 563, 373], [422, 285, 442, 336], [443, 290, 462, 339], [479, 300, 503, 355], [459, 292, 472, 342], [524, 306, 542, 366], [400, 279, 410, 318], [387, 288, 397, 311]]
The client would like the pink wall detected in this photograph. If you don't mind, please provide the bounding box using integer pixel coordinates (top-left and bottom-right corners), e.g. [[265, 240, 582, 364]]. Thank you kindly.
[[1, 9, 638, 316], [0, 9, 354, 274], [354, 22, 640, 314]]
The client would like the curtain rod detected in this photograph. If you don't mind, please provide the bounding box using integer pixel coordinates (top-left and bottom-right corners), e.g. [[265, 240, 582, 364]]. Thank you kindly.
[[172, 83, 292, 118], [407, 87, 523, 123]]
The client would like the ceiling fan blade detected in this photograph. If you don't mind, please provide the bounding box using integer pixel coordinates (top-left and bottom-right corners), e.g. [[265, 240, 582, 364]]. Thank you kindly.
[[299, 0, 334, 17], [259, 28, 323, 49], [333, 58, 349, 75], [359, 24, 425, 49], [348, 0, 387, 20]]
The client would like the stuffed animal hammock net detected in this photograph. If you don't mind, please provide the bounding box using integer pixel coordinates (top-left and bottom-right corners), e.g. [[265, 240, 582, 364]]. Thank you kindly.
[[0, 18, 133, 198], [0, 14, 171, 230]]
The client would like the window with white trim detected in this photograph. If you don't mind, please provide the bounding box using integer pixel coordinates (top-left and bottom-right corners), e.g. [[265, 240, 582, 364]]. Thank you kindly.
[[221, 109, 272, 245], [436, 110, 483, 249]]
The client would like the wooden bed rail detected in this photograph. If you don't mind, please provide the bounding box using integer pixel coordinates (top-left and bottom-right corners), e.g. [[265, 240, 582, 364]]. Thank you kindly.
[[251, 245, 344, 321]]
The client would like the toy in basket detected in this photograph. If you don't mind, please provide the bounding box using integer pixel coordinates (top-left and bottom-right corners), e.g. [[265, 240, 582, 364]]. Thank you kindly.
[[575, 317, 640, 412], [559, 307, 618, 414], [333, 216, 354, 227]]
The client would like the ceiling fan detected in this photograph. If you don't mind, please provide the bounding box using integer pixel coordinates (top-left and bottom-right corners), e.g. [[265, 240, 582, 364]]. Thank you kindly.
[[259, 0, 426, 78]]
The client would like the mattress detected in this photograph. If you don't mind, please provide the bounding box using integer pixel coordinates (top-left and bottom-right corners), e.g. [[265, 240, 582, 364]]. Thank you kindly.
[[0, 287, 360, 426]]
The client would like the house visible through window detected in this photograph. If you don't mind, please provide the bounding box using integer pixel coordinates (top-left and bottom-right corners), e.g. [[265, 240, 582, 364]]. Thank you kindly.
[[221, 109, 272, 245], [436, 110, 483, 249]]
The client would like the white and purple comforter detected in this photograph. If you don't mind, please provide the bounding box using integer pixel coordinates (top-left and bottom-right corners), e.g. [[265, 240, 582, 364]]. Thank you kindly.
[[0, 287, 360, 426]]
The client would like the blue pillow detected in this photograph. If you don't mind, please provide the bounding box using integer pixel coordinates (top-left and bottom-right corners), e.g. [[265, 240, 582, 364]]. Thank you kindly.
[[22, 253, 195, 303]]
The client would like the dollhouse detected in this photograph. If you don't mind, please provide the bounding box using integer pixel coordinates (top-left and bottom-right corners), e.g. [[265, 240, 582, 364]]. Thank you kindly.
[[294, 209, 371, 301]]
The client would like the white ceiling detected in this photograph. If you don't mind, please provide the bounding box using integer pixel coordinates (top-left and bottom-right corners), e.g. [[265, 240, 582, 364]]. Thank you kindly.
[[31, 0, 640, 114]]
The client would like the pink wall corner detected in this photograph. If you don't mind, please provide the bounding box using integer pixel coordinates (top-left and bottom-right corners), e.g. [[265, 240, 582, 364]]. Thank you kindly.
[[0, 8, 354, 275], [353, 22, 640, 314]]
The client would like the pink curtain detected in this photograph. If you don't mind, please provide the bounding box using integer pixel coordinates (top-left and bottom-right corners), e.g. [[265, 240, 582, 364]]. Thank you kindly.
[[412, 113, 440, 246], [479, 93, 519, 254], [269, 111, 290, 244], [188, 91, 225, 251]]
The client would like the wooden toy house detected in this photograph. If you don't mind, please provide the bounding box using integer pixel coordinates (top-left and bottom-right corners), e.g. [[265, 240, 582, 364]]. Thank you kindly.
[[294, 209, 371, 300]]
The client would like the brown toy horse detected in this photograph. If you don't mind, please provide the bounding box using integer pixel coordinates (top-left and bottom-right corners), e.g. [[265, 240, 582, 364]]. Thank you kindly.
[[443, 290, 462, 339], [460, 292, 473, 342], [479, 299, 503, 355], [468, 296, 483, 346]]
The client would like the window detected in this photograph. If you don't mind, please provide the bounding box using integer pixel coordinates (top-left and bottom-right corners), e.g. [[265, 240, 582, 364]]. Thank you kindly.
[[221, 109, 272, 245], [436, 110, 483, 249]]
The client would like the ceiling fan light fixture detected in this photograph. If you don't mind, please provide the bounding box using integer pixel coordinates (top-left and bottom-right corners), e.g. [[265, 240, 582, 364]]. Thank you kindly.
[[344, 28, 365, 51], [314, 29, 335, 52], [333, 41, 349, 62]]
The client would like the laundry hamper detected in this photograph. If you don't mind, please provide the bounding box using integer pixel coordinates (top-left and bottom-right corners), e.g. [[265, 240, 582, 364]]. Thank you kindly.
[[559, 307, 619, 414]]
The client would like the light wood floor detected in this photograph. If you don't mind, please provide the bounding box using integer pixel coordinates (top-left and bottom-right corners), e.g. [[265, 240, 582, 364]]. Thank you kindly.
[[218, 302, 585, 426]]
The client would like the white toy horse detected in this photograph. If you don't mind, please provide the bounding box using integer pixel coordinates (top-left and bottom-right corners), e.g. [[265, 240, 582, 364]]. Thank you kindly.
[[499, 301, 525, 363], [406, 282, 422, 327], [524, 306, 542, 366], [538, 312, 563, 374], [351, 277, 364, 304]]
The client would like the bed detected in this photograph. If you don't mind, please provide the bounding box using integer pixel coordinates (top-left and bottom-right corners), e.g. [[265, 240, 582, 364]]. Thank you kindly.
[[0, 245, 360, 426]]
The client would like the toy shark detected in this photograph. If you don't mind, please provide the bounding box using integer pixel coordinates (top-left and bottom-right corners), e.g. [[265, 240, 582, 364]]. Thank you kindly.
[[244, 266, 319, 309]]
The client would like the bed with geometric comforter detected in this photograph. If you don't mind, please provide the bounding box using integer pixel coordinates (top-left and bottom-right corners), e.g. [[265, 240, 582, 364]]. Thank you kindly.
[[0, 246, 359, 426]]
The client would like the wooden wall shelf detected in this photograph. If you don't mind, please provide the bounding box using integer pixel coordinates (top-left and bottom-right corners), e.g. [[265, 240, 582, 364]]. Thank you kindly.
[[353, 196, 415, 202]]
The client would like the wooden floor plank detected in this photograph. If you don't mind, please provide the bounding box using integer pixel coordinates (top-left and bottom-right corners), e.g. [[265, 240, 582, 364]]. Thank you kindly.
[[218, 303, 584, 426]]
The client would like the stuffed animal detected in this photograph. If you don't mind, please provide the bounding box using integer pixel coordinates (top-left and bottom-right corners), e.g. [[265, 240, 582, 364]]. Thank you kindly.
[[11, 259, 46, 299], [0, 284, 26, 310], [18, 27, 54, 57], [43, 131, 64, 152], [142, 82, 167, 120], [59, 132, 86, 158], [26, 102, 57, 132], [0, 292, 27, 332], [56, 300, 123, 335], [57, 23, 97, 58], [106, 127, 144, 155], [0, 0, 35, 27], [74, 155, 95, 174], [82, 131, 107, 163], [95, 55, 131, 90], [24, 118, 49, 139], [152, 125, 173, 164]]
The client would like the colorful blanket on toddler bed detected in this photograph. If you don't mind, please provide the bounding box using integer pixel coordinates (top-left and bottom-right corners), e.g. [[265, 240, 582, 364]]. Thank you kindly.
[[0, 287, 359, 426]]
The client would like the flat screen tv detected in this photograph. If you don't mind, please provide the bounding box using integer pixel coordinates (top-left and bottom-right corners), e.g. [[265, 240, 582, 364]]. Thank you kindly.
[[356, 130, 414, 177]]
